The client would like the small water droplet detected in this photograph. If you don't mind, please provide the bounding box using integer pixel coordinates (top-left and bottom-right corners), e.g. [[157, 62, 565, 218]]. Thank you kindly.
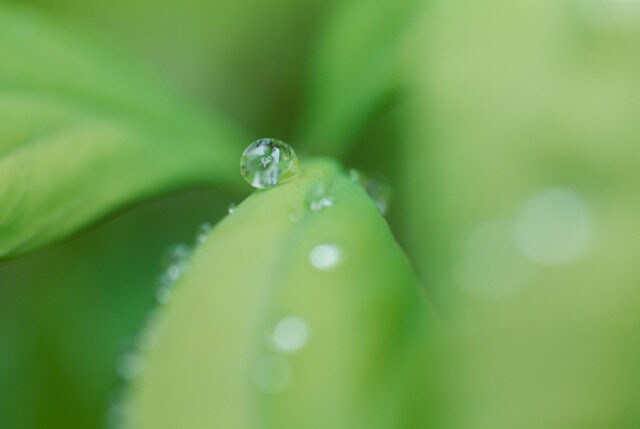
[[136, 309, 164, 351], [228, 203, 237, 214], [455, 219, 530, 297], [137, 328, 159, 352], [163, 244, 192, 268], [159, 243, 191, 289], [309, 244, 341, 270], [170, 264, 183, 280], [514, 188, 591, 265], [155, 284, 173, 304], [288, 207, 303, 222], [116, 352, 144, 381], [350, 169, 391, 215], [306, 183, 334, 212], [348, 168, 361, 182], [196, 222, 213, 245], [107, 399, 131, 429], [252, 354, 291, 394], [240, 138, 301, 188], [271, 316, 309, 354], [577, 0, 640, 28]]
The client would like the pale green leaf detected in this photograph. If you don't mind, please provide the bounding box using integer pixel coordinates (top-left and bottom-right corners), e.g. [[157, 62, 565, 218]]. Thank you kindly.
[[126, 160, 430, 429]]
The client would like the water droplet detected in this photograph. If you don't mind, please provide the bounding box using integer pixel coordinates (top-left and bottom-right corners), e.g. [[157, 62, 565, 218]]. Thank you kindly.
[[163, 244, 192, 268], [228, 203, 237, 214], [155, 284, 173, 304], [170, 264, 184, 280], [116, 352, 144, 381], [455, 219, 530, 297], [137, 327, 159, 352], [196, 222, 212, 245], [349, 169, 392, 215], [240, 138, 301, 188], [288, 208, 303, 222], [306, 183, 334, 212], [514, 188, 592, 265], [107, 398, 131, 429], [578, 0, 640, 28], [271, 316, 309, 354], [159, 243, 191, 289], [136, 309, 164, 351], [252, 354, 291, 394], [309, 244, 341, 270], [348, 168, 361, 182]]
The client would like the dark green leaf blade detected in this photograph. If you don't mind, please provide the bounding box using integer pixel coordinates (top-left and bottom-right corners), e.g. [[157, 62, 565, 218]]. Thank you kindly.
[[298, 0, 420, 157]]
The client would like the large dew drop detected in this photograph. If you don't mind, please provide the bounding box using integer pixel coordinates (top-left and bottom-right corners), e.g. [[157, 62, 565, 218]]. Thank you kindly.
[[240, 138, 301, 188]]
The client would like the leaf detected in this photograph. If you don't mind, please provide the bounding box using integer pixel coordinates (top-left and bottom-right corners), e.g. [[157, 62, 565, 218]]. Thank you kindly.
[[0, 4, 248, 259], [0, 186, 237, 429], [125, 160, 430, 429], [297, 0, 421, 157]]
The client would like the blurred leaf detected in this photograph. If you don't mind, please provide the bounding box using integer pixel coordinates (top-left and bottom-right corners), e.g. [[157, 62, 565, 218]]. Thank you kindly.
[[403, 0, 640, 300], [25, 0, 331, 138], [402, 0, 640, 427], [0, 3, 248, 259], [126, 160, 430, 428], [298, 0, 420, 157]]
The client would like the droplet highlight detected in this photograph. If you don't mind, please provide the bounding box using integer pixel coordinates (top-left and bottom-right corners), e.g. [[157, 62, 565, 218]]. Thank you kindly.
[[196, 222, 212, 245], [228, 203, 237, 214], [309, 244, 341, 270], [577, 0, 640, 29], [455, 219, 530, 297], [514, 188, 592, 265], [240, 138, 301, 188], [157, 243, 192, 304], [116, 352, 145, 381], [155, 285, 173, 304], [271, 316, 309, 354], [252, 354, 291, 394], [306, 183, 334, 212], [288, 207, 303, 222], [350, 169, 392, 215]]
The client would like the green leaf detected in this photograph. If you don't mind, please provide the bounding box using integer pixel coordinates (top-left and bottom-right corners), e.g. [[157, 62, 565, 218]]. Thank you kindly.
[[125, 160, 430, 429], [298, 0, 421, 157], [0, 4, 248, 259]]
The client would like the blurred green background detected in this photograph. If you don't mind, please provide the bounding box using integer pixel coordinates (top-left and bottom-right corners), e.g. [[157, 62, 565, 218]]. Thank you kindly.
[[1, 0, 639, 427]]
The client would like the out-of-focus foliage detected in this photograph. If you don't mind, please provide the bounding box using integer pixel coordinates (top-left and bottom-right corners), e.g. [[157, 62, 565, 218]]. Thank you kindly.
[[0, 4, 247, 258], [404, 0, 640, 427], [404, 0, 640, 301], [0, 187, 235, 428], [1, 0, 640, 427], [299, 0, 420, 157], [25, 0, 334, 138], [127, 161, 429, 429]]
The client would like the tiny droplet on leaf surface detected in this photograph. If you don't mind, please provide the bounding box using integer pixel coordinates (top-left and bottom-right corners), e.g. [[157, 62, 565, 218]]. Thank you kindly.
[[309, 244, 341, 270]]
